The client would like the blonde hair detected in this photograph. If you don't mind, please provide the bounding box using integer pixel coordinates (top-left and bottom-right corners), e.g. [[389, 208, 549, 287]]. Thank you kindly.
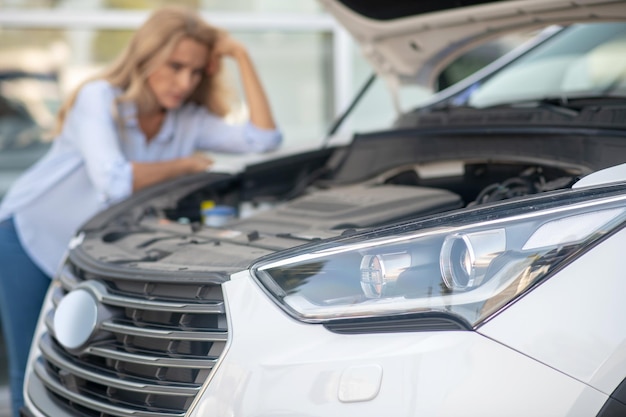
[[55, 6, 233, 133]]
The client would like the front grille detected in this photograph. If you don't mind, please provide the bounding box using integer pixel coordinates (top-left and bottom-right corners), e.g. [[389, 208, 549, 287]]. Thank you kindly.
[[30, 260, 228, 417]]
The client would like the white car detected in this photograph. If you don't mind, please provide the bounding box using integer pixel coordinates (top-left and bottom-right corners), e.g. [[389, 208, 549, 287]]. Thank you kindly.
[[22, 1, 626, 416]]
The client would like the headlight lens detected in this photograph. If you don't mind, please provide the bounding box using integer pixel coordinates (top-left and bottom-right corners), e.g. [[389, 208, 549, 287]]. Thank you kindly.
[[252, 192, 626, 327], [440, 229, 506, 291]]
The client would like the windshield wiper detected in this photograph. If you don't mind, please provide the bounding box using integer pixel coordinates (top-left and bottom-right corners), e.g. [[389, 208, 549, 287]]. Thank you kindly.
[[424, 96, 581, 117], [431, 92, 626, 117], [510, 97, 581, 117]]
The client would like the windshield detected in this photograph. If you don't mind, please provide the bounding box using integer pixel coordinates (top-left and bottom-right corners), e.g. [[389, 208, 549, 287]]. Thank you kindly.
[[466, 22, 626, 108]]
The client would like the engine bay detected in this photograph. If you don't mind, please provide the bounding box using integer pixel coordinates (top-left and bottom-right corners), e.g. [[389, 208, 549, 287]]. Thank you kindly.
[[78, 156, 582, 275], [163, 160, 581, 229], [76, 124, 626, 275]]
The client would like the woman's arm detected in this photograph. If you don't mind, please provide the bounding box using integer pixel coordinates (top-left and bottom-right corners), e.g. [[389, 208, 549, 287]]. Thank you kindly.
[[67, 82, 214, 197], [131, 154, 212, 192], [209, 34, 276, 130]]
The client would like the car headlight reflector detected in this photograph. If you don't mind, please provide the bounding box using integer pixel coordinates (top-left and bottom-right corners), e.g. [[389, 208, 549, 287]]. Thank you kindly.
[[440, 229, 506, 291], [360, 252, 411, 298]]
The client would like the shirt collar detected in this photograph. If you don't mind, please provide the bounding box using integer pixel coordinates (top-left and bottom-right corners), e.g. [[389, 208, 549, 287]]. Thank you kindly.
[[118, 100, 176, 144], [152, 110, 176, 144], [118, 100, 137, 128]]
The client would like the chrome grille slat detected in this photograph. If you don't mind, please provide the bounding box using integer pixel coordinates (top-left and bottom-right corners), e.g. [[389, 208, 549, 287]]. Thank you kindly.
[[59, 267, 225, 313], [87, 346, 217, 368], [50, 285, 65, 306], [30, 259, 228, 417], [58, 267, 80, 289], [99, 295, 224, 314], [34, 360, 185, 417], [46, 301, 226, 341], [39, 336, 200, 396], [100, 321, 228, 341]]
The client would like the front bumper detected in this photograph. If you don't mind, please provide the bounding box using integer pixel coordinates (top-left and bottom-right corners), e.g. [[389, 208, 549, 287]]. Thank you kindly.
[[187, 269, 607, 417]]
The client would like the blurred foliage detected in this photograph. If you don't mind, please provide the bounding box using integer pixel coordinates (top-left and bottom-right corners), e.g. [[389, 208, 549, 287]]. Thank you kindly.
[[0, 0, 59, 7], [105, 0, 199, 9], [91, 30, 133, 64], [0, 29, 64, 49], [90, 0, 199, 63], [0, 0, 321, 12]]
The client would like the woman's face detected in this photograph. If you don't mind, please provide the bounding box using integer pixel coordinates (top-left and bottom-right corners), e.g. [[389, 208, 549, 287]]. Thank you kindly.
[[147, 37, 208, 110]]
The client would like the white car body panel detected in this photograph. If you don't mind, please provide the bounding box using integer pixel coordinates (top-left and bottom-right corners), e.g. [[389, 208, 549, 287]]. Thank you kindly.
[[187, 270, 608, 417], [574, 163, 626, 189], [479, 227, 626, 396]]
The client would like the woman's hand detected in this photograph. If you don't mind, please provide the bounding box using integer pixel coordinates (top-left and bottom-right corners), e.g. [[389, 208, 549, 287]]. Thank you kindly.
[[132, 154, 213, 192], [206, 32, 276, 130], [206, 33, 246, 76], [184, 154, 214, 173]]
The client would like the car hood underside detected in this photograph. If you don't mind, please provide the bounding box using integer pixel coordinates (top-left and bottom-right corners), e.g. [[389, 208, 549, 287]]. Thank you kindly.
[[319, 0, 626, 90]]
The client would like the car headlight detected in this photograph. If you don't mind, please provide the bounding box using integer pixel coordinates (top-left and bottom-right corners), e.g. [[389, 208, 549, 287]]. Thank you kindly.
[[252, 190, 626, 329]]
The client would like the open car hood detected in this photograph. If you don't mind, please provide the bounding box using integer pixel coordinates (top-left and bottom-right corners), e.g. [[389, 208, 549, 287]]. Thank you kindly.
[[319, 0, 626, 91]]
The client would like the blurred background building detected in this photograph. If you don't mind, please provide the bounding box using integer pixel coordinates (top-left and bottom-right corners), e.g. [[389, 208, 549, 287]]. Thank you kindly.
[[0, 0, 410, 153]]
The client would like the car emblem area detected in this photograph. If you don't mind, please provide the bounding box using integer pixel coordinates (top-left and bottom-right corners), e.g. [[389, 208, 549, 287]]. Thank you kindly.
[[53, 288, 100, 351]]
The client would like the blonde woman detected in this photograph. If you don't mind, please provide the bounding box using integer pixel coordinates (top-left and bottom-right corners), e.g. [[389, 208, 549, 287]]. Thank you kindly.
[[0, 6, 281, 417]]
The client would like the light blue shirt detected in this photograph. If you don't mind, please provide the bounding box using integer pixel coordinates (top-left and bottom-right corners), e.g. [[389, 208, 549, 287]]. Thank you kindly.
[[0, 79, 282, 276]]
